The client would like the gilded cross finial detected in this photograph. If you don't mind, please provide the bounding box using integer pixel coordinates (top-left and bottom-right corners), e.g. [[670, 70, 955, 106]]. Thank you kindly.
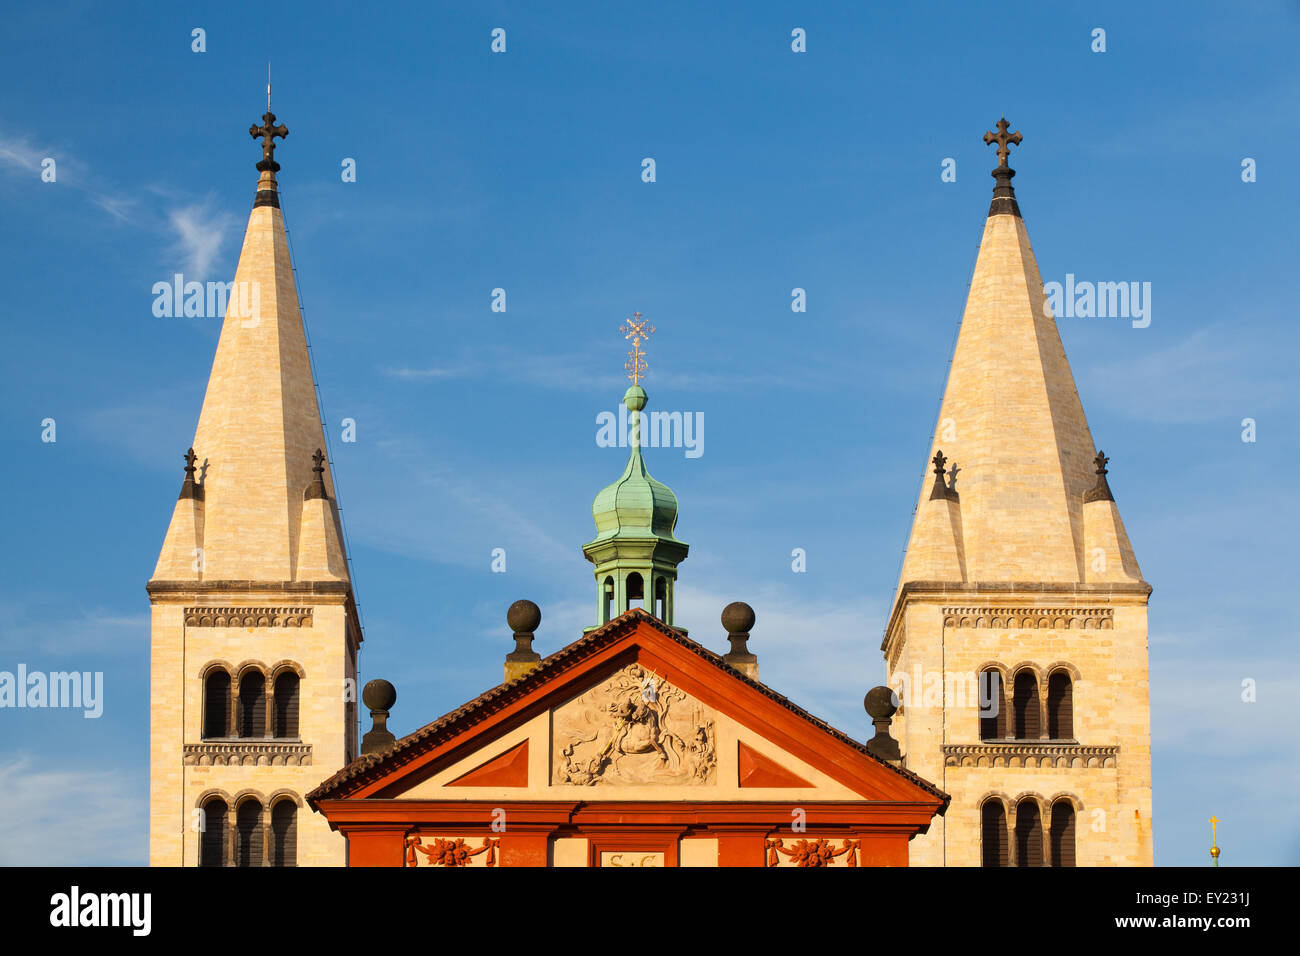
[[620, 311, 655, 385], [983, 117, 1022, 170], [250, 111, 289, 173], [1209, 815, 1221, 865]]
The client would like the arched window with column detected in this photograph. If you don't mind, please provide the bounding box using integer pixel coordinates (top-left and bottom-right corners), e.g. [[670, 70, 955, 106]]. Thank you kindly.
[[1050, 800, 1077, 867], [270, 799, 298, 867], [1012, 670, 1041, 740], [273, 671, 300, 739], [1047, 670, 1074, 740], [978, 667, 1006, 740], [239, 670, 266, 738], [626, 572, 644, 609], [1015, 800, 1044, 867], [234, 799, 263, 867], [199, 797, 228, 867], [601, 576, 614, 624], [203, 668, 231, 739], [980, 798, 1009, 867]]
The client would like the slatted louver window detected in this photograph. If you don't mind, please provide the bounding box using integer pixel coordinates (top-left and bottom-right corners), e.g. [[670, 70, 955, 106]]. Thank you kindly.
[[1015, 803, 1045, 867], [273, 672, 300, 738], [235, 801, 263, 867], [200, 798, 227, 867], [1012, 671, 1040, 740], [239, 671, 266, 737], [979, 669, 1004, 740], [1051, 801, 1077, 867], [981, 800, 1009, 867], [203, 669, 231, 738], [1048, 671, 1074, 739], [270, 801, 297, 867]]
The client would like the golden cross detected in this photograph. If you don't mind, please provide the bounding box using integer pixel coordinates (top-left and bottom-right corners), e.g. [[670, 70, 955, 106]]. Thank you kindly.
[[983, 117, 1022, 169], [620, 311, 655, 385], [1209, 816, 1219, 841]]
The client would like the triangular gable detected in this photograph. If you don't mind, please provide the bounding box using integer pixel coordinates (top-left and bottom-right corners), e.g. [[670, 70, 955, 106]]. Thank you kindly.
[[308, 610, 947, 810], [446, 740, 529, 788], [737, 741, 813, 789]]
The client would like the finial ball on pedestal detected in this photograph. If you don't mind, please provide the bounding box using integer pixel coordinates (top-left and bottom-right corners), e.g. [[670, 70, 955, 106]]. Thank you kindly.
[[363, 679, 396, 712], [507, 599, 541, 635], [864, 685, 899, 720], [721, 601, 755, 634]]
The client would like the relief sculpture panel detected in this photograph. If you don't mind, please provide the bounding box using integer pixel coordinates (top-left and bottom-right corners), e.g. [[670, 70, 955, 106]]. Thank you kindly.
[[552, 663, 716, 786]]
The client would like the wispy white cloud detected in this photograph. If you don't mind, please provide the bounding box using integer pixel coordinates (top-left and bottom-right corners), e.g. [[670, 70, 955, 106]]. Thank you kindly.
[[0, 128, 136, 223], [1085, 326, 1292, 424], [0, 603, 149, 658], [384, 347, 798, 394], [0, 133, 44, 172], [168, 200, 236, 280], [0, 754, 143, 865]]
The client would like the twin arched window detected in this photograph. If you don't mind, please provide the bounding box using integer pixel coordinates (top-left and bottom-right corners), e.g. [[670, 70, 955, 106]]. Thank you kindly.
[[978, 666, 1074, 741], [202, 664, 301, 739], [982, 796, 1076, 866], [199, 795, 298, 867]]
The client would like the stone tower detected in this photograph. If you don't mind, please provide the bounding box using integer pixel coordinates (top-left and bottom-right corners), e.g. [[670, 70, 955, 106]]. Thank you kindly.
[[147, 111, 360, 866], [882, 120, 1153, 866], [583, 318, 688, 630]]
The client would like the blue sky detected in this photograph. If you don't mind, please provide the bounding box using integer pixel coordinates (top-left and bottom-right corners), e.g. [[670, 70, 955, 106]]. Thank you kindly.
[[1, 1, 1296, 866]]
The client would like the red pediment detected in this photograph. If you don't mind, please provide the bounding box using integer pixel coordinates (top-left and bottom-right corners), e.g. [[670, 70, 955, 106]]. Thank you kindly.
[[310, 609, 947, 808]]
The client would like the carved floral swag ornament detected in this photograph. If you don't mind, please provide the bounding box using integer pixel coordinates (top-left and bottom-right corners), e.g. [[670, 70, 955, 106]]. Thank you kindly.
[[405, 836, 499, 868], [765, 838, 861, 867]]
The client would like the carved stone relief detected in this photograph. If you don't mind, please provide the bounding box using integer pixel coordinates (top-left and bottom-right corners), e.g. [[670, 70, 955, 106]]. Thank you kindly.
[[552, 663, 716, 786]]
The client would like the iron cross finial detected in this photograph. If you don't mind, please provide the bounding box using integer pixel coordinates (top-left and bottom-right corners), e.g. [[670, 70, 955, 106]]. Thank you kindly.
[[312, 447, 325, 477], [250, 111, 289, 172], [932, 450, 948, 478], [983, 117, 1023, 170], [620, 311, 656, 385], [1094, 450, 1110, 476], [184, 447, 198, 481]]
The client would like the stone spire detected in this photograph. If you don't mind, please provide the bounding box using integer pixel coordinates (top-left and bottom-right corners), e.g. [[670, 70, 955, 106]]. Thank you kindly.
[[151, 110, 349, 585], [583, 315, 688, 629], [894, 119, 1143, 597]]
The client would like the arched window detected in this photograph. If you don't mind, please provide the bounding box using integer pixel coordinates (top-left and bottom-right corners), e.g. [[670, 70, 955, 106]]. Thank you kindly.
[[203, 669, 231, 739], [1012, 671, 1040, 740], [626, 572, 644, 609], [273, 672, 300, 739], [199, 797, 228, 867], [979, 668, 1005, 741], [654, 577, 667, 620], [1015, 802, 1044, 867], [1050, 801, 1077, 867], [1047, 671, 1074, 739], [601, 576, 614, 624], [981, 800, 1008, 867], [270, 800, 297, 867], [235, 800, 263, 867], [239, 671, 266, 738]]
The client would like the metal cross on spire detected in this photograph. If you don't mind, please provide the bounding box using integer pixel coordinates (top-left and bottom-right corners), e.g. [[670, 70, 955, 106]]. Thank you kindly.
[[620, 311, 655, 385], [250, 110, 288, 172], [983, 117, 1023, 170]]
